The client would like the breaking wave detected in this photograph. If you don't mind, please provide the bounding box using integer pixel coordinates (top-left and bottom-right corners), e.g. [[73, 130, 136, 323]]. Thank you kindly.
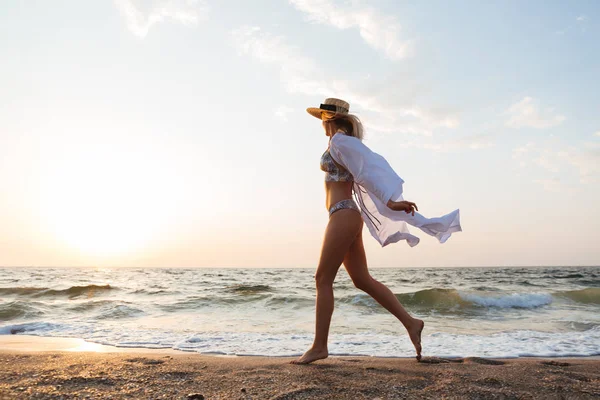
[[0, 284, 115, 299], [341, 287, 600, 310]]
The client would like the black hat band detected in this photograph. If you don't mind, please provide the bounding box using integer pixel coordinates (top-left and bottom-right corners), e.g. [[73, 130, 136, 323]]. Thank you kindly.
[[320, 103, 348, 113]]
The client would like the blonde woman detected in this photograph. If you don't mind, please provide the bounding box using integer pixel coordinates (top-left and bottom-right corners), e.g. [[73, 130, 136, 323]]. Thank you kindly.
[[291, 98, 461, 365]]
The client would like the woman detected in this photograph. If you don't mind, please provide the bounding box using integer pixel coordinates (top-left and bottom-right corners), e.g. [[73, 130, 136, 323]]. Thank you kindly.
[[291, 98, 461, 365]]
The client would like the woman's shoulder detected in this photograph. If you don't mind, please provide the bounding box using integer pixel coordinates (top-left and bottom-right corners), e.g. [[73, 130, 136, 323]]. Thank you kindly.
[[330, 132, 366, 152], [331, 131, 359, 144]]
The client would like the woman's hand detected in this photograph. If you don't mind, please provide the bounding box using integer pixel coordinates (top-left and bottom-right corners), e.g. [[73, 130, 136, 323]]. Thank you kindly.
[[386, 200, 418, 216]]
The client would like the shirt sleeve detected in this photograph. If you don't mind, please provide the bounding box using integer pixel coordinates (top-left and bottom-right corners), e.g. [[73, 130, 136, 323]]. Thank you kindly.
[[329, 133, 405, 205]]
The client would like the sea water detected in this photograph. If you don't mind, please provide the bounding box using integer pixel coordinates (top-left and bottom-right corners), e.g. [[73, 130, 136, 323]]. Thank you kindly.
[[1, 266, 599, 358]]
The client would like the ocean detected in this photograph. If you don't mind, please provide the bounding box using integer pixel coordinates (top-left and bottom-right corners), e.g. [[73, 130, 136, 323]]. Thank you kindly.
[[1, 266, 599, 358]]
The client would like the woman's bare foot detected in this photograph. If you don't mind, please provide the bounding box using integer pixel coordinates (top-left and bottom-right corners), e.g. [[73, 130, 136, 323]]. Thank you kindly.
[[408, 319, 424, 361], [290, 347, 329, 365]]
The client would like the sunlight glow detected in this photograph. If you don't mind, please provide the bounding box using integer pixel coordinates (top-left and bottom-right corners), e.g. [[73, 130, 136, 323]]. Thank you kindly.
[[37, 140, 187, 258], [66, 340, 110, 352]]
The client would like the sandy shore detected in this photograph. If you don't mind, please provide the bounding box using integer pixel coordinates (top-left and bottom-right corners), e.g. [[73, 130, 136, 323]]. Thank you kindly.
[[1, 336, 599, 399]]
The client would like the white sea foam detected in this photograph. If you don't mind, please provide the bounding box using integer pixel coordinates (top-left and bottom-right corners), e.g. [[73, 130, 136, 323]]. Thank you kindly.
[[2, 322, 599, 358], [424, 327, 600, 358], [459, 292, 553, 308], [0, 322, 61, 335]]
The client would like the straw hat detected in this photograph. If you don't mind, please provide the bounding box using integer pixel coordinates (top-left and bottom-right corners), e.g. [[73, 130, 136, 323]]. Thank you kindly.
[[306, 98, 350, 120]]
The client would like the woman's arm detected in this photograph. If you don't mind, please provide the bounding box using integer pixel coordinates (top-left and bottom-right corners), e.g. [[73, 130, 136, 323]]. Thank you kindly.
[[386, 199, 418, 215]]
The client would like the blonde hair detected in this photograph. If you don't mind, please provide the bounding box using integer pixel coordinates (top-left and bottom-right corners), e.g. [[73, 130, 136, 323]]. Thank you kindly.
[[322, 112, 364, 141]]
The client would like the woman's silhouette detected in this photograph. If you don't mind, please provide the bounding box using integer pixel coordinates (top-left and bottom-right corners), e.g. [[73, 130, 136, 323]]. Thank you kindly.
[[291, 98, 461, 364]]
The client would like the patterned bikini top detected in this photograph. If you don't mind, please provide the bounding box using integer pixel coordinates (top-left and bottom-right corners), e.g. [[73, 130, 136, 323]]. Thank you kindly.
[[320, 149, 354, 182]]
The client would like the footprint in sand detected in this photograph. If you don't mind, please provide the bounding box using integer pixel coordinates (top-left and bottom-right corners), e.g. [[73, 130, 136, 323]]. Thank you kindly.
[[419, 357, 464, 364], [464, 357, 505, 365], [541, 360, 571, 367]]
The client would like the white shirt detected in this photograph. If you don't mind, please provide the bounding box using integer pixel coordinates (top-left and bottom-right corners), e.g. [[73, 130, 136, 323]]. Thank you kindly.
[[329, 132, 462, 247]]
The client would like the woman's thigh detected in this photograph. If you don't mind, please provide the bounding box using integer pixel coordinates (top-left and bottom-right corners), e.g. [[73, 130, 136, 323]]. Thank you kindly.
[[315, 210, 363, 284], [342, 227, 371, 285]]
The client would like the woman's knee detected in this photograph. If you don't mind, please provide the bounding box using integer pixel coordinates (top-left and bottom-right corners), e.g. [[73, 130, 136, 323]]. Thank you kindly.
[[314, 270, 335, 288], [353, 276, 374, 292]]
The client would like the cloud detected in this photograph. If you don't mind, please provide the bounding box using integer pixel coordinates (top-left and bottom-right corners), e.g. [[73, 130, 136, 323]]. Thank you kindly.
[[534, 178, 563, 192], [399, 133, 495, 152], [449, 134, 495, 150], [575, 15, 589, 33], [231, 26, 458, 137], [512, 144, 553, 172], [533, 148, 560, 173], [114, 0, 208, 38], [512, 142, 535, 167], [557, 14, 589, 35], [505, 97, 566, 129], [289, 0, 413, 60], [274, 105, 294, 122], [513, 141, 600, 186], [231, 26, 331, 97], [564, 142, 600, 184], [512, 142, 534, 157], [595, 131, 600, 137]]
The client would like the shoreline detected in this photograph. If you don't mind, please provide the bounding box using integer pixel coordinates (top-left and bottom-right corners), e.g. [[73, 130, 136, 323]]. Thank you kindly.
[[0, 335, 182, 355], [3, 334, 600, 360], [2, 334, 600, 360]]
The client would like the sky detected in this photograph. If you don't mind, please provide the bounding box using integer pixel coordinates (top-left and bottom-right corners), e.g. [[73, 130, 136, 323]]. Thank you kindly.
[[0, 0, 599, 268]]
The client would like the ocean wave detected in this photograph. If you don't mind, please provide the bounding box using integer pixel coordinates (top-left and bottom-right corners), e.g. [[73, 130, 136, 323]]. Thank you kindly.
[[158, 293, 274, 311], [0, 321, 63, 335], [95, 304, 146, 320], [38, 284, 115, 299], [517, 280, 544, 287], [180, 286, 600, 311], [0, 287, 48, 296], [552, 273, 585, 279], [557, 288, 600, 304], [265, 296, 314, 308], [0, 301, 47, 321], [460, 292, 552, 308], [578, 279, 600, 286], [471, 286, 502, 292], [340, 288, 600, 311], [132, 288, 175, 295], [397, 289, 469, 308], [65, 300, 119, 312], [0, 284, 115, 299], [226, 284, 273, 294], [340, 289, 467, 310]]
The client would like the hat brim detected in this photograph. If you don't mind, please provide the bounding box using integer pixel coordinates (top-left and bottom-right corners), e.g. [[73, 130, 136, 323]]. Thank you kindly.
[[306, 107, 325, 119], [306, 107, 345, 120]]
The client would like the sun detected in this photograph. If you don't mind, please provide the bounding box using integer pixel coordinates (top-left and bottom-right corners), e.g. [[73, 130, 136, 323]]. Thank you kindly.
[[37, 141, 186, 259]]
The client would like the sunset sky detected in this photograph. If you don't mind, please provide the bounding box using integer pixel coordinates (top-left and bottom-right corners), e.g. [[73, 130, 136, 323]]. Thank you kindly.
[[1, 0, 598, 268]]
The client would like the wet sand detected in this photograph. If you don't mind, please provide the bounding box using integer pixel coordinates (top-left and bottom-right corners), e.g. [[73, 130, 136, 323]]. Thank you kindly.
[[1, 336, 599, 399]]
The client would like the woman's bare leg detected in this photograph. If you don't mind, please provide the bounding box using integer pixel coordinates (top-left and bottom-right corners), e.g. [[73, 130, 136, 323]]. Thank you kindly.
[[343, 231, 424, 360], [290, 209, 362, 365]]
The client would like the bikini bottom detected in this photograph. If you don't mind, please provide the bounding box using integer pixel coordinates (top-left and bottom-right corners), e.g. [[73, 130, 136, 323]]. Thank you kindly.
[[328, 198, 361, 218]]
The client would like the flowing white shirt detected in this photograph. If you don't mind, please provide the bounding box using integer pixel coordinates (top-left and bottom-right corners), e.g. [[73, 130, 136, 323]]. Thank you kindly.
[[329, 132, 462, 247]]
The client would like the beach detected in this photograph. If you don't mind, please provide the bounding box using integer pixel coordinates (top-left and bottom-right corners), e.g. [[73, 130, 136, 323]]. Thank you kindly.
[[2, 267, 599, 398], [1, 336, 599, 399]]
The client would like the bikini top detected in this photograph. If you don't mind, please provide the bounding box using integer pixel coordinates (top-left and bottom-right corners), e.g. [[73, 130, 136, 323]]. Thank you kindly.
[[320, 148, 354, 182]]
